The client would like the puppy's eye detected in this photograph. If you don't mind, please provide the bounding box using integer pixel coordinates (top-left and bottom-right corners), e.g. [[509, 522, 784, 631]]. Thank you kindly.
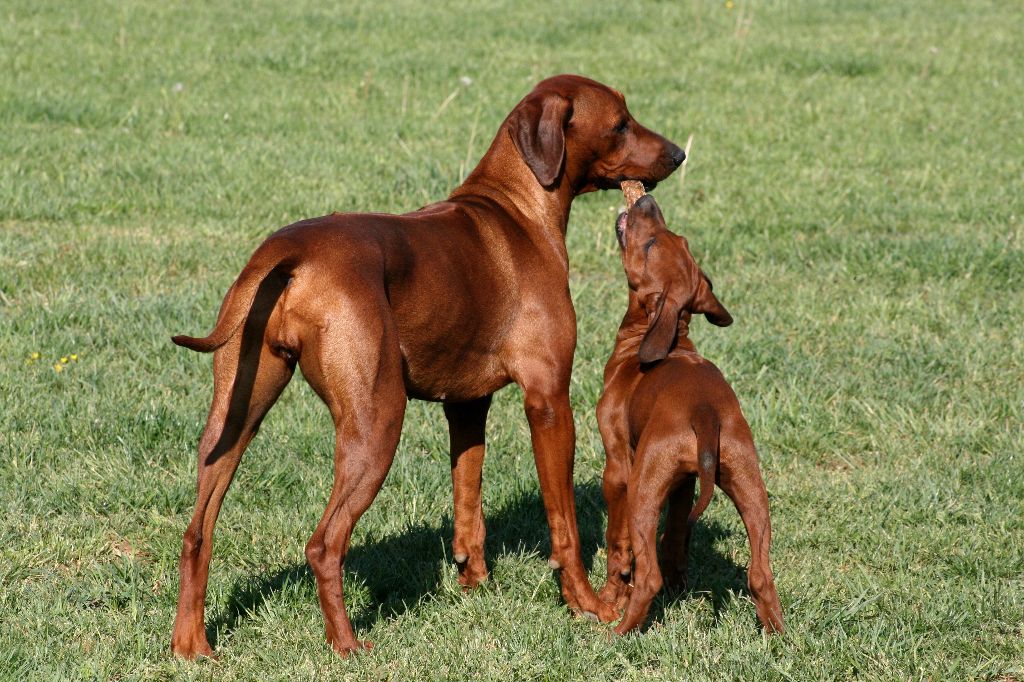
[[615, 118, 629, 134], [643, 238, 656, 254]]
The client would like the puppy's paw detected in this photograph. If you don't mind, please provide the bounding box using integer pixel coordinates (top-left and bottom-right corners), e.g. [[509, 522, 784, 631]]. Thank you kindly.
[[332, 639, 373, 657]]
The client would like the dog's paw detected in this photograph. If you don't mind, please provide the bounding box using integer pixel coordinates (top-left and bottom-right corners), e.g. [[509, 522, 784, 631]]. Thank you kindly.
[[580, 598, 619, 624], [171, 638, 216, 661], [455, 554, 489, 590], [598, 580, 630, 612], [332, 639, 373, 657], [170, 625, 217, 661]]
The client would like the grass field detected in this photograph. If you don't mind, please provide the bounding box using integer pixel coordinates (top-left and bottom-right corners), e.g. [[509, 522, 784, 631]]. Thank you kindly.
[[2, 0, 1023, 679]]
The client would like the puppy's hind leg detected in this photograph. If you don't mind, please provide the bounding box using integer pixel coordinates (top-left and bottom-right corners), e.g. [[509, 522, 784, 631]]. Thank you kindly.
[[719, 439, 784, 633], [614, 446, 675, 635], [661, 406, 719, 593], [659, 476, 696, 592]]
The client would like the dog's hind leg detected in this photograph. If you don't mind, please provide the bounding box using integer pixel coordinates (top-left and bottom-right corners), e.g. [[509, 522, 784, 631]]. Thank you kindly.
[[718, 440, 784, 633], [444, 395, 492, 589], [171, 291, 295, 659], [660, 476, 696, 592], [299, 296, 406, 656], [614, 444, 675, 635]]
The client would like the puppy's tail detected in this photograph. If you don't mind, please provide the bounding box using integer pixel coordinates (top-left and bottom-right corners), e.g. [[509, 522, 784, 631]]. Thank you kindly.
[[687, 405, 720, 527], [172, 245, 296, 353]]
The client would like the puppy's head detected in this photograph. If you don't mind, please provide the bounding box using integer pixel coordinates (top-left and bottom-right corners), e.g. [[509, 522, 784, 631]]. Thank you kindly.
[[507, 75, 685, 192], [615, 195, 732, 363]]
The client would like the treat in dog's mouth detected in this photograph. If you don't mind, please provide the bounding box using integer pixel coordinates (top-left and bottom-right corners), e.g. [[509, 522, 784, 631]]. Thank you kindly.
[[615, 180, 646, 248], [620, 180, 647, 209]]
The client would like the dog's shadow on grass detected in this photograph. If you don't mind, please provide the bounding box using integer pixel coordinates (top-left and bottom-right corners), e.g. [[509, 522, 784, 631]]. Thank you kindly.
[[207, 480, 749, 646], [646, 520, 753, 630]]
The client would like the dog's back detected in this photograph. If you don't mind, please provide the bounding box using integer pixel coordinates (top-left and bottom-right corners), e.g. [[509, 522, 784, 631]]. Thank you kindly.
[[628, 348, 755, 525]]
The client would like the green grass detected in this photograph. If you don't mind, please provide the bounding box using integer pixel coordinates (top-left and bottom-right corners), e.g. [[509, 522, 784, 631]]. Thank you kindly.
[[2, 0, 1023, 679]]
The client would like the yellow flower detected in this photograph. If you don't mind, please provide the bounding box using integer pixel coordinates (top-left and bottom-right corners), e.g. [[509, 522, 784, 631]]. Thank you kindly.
[[61, 356, 69, 364], [726, 0, 734, 8], [70, 354, 78, 361], [54, 363, 63, 373], [30, 352, 41, 360]]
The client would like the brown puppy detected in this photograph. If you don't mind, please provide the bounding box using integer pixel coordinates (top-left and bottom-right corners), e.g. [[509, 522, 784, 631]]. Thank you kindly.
[[596, 196, 783, 635], [169, 75, 685, 658]]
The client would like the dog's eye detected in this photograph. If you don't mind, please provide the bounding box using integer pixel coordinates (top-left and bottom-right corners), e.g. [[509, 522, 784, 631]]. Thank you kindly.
[[643, 238, 656, 254], [615, 118, 629, 134]]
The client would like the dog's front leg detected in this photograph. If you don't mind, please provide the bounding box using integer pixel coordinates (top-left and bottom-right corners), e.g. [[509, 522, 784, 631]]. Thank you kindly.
[[519, 375, 618, 623]]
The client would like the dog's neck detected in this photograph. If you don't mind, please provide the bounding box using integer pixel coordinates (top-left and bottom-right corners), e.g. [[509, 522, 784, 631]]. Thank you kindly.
[[451, 126, 576, 238], [610, 290, 697, 367]]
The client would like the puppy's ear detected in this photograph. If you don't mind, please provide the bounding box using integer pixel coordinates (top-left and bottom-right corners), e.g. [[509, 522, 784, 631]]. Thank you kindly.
[[694, 275, 733, 327], [638, 293, 682, 363], [509, 93, 572, 188]]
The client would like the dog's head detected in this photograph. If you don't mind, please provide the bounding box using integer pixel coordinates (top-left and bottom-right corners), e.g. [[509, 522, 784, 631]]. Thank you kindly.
[[506, 75, 685, 193], [615, 195, 732, 363]]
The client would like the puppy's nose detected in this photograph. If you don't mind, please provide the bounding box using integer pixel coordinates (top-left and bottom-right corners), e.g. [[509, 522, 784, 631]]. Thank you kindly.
[[670, 146, 686, 167], [635, 194, 656, 212]]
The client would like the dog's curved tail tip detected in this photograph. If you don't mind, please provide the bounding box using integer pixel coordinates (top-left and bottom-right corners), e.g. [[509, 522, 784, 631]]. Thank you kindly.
[[171, 334, 223, 352], [170, 247, 295, 354]]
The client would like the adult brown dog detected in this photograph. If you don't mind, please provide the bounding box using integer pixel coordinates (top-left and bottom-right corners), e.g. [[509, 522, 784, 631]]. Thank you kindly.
[[596, 196, 784, 634], [169, 75, 685, 658]]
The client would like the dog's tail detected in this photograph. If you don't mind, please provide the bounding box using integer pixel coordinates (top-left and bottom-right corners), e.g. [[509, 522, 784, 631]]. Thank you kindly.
[[172, 245, 296, 353], [687, 405, 720, 527]]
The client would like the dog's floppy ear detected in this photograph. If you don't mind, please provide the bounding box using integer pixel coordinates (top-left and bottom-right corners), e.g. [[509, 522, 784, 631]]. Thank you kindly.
[[510, 93, 572, 188], [638, 293, 682, 363], [694, 274, 733, 327]]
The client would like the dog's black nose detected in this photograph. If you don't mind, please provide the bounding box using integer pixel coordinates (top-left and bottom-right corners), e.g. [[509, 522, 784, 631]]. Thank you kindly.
[[670, 146, 686, 167]]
